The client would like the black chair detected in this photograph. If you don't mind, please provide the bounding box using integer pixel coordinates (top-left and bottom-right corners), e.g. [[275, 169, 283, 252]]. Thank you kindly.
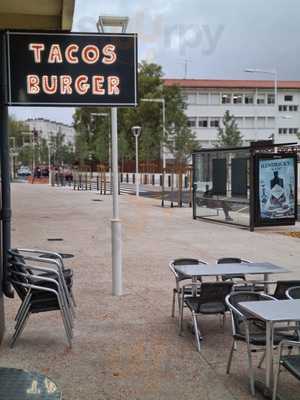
[[272, 280, 300, 300], [9, 248, 75, 308], [217, 257, 265, 292], [286, 286, 300, 300], [8, 259, 73, 347], [272, 340, 300, 400], [226, 291, 298, 396], [169, 258, 207, 318], [179, 282, 233, 351]]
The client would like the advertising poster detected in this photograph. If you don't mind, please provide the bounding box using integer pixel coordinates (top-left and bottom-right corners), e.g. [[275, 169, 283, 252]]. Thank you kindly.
[[258, 156, 296, 221]]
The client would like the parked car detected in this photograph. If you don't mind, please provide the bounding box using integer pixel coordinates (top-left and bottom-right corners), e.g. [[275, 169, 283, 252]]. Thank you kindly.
[[17, 166, 32, 176]]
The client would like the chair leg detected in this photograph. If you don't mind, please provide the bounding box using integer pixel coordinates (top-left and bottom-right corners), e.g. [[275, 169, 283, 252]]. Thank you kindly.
[[192, 311, 201, 352], [272, 362, 281, 400], [226, 339, 235, 374], [171, 289, 176, 317], [246, 344, 255, 396], [10, 309, 30, 348], [258, 350, 266, 369]]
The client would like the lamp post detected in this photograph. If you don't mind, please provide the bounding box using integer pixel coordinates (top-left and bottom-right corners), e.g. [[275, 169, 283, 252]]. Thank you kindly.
[[97, 15, 129, 296], [48, 142, 52, 185], [131, 126, 141, 196], [245, 68, 277, 142], [88, 152, 93, 178]]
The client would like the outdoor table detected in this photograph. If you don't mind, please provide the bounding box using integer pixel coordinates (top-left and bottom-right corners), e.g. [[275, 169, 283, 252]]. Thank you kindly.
[[174, 262, 288, 292], [239, 299, 300, 399], [0, 367, 62, 399]]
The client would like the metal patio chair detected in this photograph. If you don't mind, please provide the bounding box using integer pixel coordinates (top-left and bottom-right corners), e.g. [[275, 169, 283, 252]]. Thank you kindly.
[[286, 286, 300, 300], [9, 248, 76, 310], [272, 281, 300, 300], [217, 257, 265, 292], [225, 291, 298, 396], [8, 259, 74, 347], [169, 258, 207, 318], [179, 281, 233, 351], [272, 340, 300, 400]]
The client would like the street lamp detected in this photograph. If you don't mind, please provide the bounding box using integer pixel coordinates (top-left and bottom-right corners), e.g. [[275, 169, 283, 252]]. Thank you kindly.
[[245, 68, 277, 142], [97, 15, 129, 296], [88, 152, 93, 178], [131, 126, 142, 196]]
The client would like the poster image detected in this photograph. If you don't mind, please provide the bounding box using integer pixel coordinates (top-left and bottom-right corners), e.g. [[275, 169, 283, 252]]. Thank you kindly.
[[259, 157, 295, 219]]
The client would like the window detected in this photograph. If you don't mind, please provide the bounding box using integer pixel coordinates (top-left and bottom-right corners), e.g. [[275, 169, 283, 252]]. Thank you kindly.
[[222, 93, 231, 104], [279, 128, 288, 134], [284, 95, 293, 102], [233, 94, 242, 104], [244, 94, 254, 104], [187, 117, 196, 127], [210, 93, 220, 105], [210, 118, 219, 127], [257, 94, 265, 104], [198, 93, 209, 105], [289, 128, 298, 134], [244, 117, 255, 128], [266, 117, 275, 128], [289, 105, 298, 111], [279, 105, 288, 111], [257, 117, 266, 128], [198, 118, 208, 128], [267, 94, 275, 104], [187, 92, 197, 104]]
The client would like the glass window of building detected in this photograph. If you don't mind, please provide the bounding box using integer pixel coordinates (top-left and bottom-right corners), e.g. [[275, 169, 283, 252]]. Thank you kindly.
[[198, 118, 208, 128], [187, 92, 197, 104], [284, 95, 293, 101], [198, 92, 209, 105], [187, 117, 197, 127], [222, 93, 231, 104], [244, 93, 254, 104], [267, 94, 275, 104], [210, 118, 220, 127], [244, 117, 255, 128], [233, 94, 243, 104], [210, 93, 220, 104], [257, 117, 266, 128], [257, 93, 265, 104], [266, 117, 275, 128]]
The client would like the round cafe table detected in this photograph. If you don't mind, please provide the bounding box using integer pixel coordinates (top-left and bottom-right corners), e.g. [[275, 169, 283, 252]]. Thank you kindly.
[[0, 368, 62, 400]]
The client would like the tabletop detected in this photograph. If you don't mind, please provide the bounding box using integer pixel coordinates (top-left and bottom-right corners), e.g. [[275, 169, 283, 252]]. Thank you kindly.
[[0, 367, 62, 399], [240, 299, 300, 322], [174, 262, 288, 278]]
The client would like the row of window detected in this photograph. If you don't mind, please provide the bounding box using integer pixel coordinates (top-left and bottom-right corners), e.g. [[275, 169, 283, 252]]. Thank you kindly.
[[278, 128, 298, 134], [278, 105, 298, 111], [186, 93, 296, 106], [188, 116, 276, 129]]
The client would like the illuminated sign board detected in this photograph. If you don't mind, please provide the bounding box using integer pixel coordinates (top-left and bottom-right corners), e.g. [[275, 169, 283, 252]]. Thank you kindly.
[[254, 153, 298, 227], [5, 31, 138, 107]]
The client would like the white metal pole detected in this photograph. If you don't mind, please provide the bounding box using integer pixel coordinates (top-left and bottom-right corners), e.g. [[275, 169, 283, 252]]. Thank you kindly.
[[162, 99, 166, 170], [111, 107, 122, 296], [274, 71, 278, 143], [135, 135, 139, 197], [48, 145, 51, 185]]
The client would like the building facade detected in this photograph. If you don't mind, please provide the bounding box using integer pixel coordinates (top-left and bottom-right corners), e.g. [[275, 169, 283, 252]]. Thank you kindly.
[[24, 118, 75, 147], [164, 79, 300, 148]]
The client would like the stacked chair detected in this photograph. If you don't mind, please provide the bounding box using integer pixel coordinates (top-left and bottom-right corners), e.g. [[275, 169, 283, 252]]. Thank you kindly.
[[8, 248, 76, 347]]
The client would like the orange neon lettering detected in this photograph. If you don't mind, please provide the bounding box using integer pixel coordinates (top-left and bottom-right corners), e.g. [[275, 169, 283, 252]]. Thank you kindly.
[[75, 75, 90, 95], [28, 43, 45, 63], [60, 75, 72, 94], [65, 44, 79, 64], [102, 44, 117, 64], [92, 76, 105, 95], [42, 75, 58, 94], [27, 75, 40, 94], [107, 76, 120, 95], [48, 44, 63, 63], [81, 45, 100, 64]]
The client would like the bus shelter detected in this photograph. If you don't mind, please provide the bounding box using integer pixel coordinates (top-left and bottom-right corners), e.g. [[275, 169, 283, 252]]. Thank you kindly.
[[192, 141, 298, 231]]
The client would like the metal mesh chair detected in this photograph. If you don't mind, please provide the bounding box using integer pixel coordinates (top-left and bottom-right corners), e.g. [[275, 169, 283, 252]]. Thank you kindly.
[[286, 286, 300, 300], [272, 340, 300, 400], [179, 282, 233, 352], [169, 258, 207, 317], [225, 291, 297, 396], [272, 281, 300, 300]]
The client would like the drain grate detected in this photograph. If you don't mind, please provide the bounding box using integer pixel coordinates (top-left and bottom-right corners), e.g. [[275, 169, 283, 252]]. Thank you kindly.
[[47, 238, 64, 241], [92, 199, 103, 202]]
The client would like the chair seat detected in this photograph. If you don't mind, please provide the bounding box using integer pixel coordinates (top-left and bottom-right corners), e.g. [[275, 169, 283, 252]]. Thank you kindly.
[[185, 298, 226, 314], [234, 331, 298, 346], [233, 284, 265, 293], [281, 355, 300, 380]]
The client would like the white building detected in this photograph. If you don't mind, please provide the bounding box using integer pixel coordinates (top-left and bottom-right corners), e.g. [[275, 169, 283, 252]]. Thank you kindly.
[[24, 118, 75, 146], [164, 79, 300, 148]]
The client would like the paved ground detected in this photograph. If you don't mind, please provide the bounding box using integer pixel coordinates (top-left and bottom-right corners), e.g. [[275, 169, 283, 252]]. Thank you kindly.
[[1, 182, 300, 399]]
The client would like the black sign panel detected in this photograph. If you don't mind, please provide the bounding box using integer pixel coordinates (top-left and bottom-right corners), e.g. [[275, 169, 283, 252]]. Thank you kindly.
[[253, 153, 298, 227], [5, 31, 138, 107]]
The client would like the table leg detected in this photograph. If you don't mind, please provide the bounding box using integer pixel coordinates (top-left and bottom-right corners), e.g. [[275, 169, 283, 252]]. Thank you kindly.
[[265, 321, 273, 390], [264, 274, 269, 293]]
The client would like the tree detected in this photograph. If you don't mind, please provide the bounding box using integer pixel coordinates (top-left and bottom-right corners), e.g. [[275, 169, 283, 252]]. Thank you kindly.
[[217, 110, 243, 147], [73, 61, 195, 170]]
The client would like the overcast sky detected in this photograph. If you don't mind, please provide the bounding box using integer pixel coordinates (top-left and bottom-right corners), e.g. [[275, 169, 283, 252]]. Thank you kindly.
[[11, 0, 300, 124]]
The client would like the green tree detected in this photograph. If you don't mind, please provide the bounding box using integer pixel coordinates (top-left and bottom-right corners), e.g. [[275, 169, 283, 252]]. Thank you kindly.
[[73, 61, 194, 170], [217, 110, 243, 147]]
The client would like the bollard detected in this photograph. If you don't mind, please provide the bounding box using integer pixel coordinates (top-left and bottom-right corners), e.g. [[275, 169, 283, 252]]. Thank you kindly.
[[168, 175, 171, 187], [133, 173, 135, 184], [79, 174, 82, 190], [184, 175, 189, 189], [120, 173, 123, 183], [152, 174, 155, 185], [97, 176, 99, 191]]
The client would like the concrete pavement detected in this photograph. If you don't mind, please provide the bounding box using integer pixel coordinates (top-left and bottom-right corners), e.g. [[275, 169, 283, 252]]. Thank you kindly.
[[0, 182, 300, 399]]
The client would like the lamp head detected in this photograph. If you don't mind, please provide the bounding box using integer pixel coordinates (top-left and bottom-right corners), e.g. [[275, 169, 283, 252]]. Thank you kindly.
[[131, 126, 141, 137]]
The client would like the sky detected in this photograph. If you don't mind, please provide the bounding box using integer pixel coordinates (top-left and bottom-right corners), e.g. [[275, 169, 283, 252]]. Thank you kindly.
[[11, 0, 300, 124]]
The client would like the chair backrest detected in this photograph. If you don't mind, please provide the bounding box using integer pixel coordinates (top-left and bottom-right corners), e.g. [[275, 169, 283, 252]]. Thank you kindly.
[[217, 257, 250, 264], [273, 281, 300, 300], [226, 291, 273, 337], [286, 286, 300, 300], [8, 259, 31, 300], [198, 282, 233, 303], [169, 258, 206, 281]]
